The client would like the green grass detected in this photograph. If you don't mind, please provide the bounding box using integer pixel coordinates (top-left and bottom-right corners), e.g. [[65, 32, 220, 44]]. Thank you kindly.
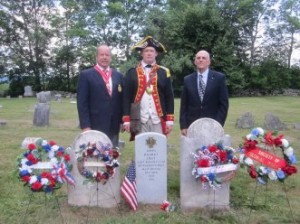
[[0, 96, 299, 223]]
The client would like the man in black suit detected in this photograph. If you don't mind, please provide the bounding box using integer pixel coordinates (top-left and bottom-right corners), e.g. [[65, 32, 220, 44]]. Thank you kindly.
[[77, 45, 123, 147], [180, 50, 229, 136], [122, 36, 174, 140]]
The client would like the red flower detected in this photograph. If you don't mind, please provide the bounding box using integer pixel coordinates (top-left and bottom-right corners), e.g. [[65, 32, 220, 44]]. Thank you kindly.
[[274, 134, 284, 146], [232, 157, 239, 164], [218, 151, 227, 162], [264, 131, 275, 146], [28, 143, 36, 151], [197, 159, 210, 167], [161, 201, 170, 211], [87, 148, 94, 156], [95, 172, 103, 182], [249, 166, 258, 178], [282, 165, 297, 176], [56, 151, 63, 157], [112, 151, 119, 159], [31, 181, 43, 191], [200, 175, 208, 182], [49, 140, 56, 146], [244, 139, 257, 152], [208, 145, 218, 153], [64, 154, 71, 161], [21, 175, 30, 182], [27, 154, 39, 164]]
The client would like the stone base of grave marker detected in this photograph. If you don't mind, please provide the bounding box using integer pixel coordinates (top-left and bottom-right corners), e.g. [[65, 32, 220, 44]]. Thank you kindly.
[[180, 118, 231, 211], [135, 132, 167, 204], [68, 130, 120, 207]]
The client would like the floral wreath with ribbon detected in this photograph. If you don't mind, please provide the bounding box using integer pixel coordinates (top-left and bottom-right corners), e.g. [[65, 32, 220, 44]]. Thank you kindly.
[[17, 139, 75, 194], [239, 127, 297, 184], [191, 141, 239, 190], [76, 142, 120, 185]]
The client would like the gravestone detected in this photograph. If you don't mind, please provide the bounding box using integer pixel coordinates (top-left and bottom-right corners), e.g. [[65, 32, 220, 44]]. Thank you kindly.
[[181, 118, 232, 210], [68, 130, 121, 207], [264, 112, 287, 130], [24, 85, 33, 97], [293, 123, 300, 130], [236, 112, 255, 129], [33, 91, 51, 126], [135, 132, 167, 204], [54, 94, 62, 102]]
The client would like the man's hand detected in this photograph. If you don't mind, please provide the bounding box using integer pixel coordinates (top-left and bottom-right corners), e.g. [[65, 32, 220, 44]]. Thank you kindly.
[[123, 122, 130, 133], [181, 129, 187, 136], [82, 127, 91, 132]]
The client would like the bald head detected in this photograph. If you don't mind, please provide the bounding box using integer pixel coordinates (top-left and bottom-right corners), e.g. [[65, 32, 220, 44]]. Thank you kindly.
[[194, 50, 211, 73]]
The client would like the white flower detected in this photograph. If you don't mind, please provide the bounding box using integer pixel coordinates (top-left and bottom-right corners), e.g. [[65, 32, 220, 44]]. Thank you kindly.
[[281, 139, 289, 148], [41, 178, 49, 185], [29, 175, 38, 184], [246, 134, 252, 140], [51, 145, 59, 151], [41, 140, 48, 146], [258, 166, 268, 175], [284, 146, 294, 157], [268, 170, 278, 181], [256, 127, 264, 136], [48, 150, 55, 159], [244, 157, 254, 166]]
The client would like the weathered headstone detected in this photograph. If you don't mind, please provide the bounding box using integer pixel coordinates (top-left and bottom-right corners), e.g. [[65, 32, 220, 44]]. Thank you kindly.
[[264, 112, 287, 130], [135, 132, 167, 204], [293, 123, 300, 130], [54, 94, 62, 102], [33, 91, 51, 126], [24, 85, 33, 97], [236, 112, 255, 129], [181, 118, 232, 210], [68, 130, 121, 207]]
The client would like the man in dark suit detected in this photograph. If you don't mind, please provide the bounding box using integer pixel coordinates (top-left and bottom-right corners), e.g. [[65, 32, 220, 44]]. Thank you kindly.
[[77, 44, 123, 146], [180, 50, 229, 136], [122, 36, 174, 140]]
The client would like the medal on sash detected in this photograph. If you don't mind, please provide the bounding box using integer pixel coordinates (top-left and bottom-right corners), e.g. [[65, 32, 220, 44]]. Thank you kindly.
[[146, 85, 153, 94], [118, 84, 122, 92]]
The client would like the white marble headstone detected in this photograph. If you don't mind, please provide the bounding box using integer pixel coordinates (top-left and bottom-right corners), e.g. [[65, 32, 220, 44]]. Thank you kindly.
[[181, 118, 231, 210], [68, 130, 120, 207], [24, 85, 33, 97], [135, 132, 167, 204]]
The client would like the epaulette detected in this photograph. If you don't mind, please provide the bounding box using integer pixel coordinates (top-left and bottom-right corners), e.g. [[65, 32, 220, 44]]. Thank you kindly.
[[159, 66, 171, 78]]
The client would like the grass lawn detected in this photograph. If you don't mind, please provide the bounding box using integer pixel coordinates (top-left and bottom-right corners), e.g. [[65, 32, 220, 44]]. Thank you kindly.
[[0, 96, 299, 224]]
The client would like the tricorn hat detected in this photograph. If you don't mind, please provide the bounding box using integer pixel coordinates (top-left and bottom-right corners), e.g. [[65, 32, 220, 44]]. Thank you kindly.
[[131, 36, 167, 53]]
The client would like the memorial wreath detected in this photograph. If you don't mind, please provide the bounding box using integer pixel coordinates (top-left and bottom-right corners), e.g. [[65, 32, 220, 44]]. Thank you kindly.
[[17, 139, 75, 194], [239, 127, 297, 184], [76, 142, 120, 185], [191, 141, 239, 190]]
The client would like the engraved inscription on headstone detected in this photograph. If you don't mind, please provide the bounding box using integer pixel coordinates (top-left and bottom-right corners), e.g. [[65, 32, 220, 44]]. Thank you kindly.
[[68, 130, 120, 207], [181, 118, 231, 210], [135, 132, 167, 204]]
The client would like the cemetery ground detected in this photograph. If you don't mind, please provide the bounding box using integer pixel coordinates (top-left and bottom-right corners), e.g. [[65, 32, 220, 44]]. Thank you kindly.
[[0, 96, 299, 224]]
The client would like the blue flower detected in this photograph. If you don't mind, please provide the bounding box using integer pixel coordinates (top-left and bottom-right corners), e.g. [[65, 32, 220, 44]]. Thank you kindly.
[[207, 173, 215, 181], [251, 128, 260, 136], [43, 144, 51, 152], [257, 177, 267, 185], [289, 155, 297, 164], [20, 170, 30, 176], [276, 170, 286, 180]]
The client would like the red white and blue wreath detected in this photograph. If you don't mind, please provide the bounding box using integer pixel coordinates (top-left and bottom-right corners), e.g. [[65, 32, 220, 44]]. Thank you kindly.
[[76, 142, 120, 185], [239, 127, 297, 184], [191, 141, 239, 190], [17, 139, 75, 194]]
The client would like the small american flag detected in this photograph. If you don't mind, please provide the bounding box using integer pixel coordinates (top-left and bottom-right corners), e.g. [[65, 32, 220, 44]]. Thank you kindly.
[[121, 160, 138, 211]]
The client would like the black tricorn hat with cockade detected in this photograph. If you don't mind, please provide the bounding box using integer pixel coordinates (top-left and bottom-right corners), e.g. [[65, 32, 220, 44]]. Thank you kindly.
[[131, 36, 167, 53]]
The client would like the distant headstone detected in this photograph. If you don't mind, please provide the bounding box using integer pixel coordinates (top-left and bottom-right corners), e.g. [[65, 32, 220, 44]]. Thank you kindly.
[[68, 130, 120, 207], [18, 95, 23, 99], [54, 94, 62, 102], [21, 137, 42, 149], [24, 85, 33, 97], [135, 132, 167, 204], [264, 112, 287, 130], [236, 112, 255, 129], [33, 91, 51, 126], [6, 96, 10, 99], [181, 118, 232, 210], [0, 119, 7, 126]]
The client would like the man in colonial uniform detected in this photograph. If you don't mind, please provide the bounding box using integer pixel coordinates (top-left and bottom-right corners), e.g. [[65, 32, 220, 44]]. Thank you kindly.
[[77, 45, 123, 147], [122, 36, 174, 140]]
